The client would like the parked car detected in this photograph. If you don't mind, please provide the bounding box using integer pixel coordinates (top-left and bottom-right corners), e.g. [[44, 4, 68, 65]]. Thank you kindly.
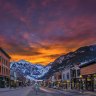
[[53, 86, 57, 89]]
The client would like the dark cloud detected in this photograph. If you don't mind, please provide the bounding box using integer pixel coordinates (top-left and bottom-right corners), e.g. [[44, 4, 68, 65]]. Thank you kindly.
[[44, 54, 63, 59], [0, 0, 96, 65]]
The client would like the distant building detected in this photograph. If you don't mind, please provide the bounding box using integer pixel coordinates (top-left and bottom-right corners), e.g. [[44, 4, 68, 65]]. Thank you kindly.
[[52, 71, 62, 88], [0, 48, 11, 88], [54, 71, 62, 82]]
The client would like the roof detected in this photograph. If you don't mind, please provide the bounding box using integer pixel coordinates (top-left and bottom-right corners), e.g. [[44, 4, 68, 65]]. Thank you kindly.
[[0, 48, 11, 59], [79, 60, 96, 68]]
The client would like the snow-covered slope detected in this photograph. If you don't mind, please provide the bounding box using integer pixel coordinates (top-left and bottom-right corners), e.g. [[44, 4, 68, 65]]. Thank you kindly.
[[10, 60, 51, 80], [41, 44, 96, 79]]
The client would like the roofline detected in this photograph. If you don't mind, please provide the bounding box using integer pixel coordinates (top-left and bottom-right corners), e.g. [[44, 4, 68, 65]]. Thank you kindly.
[[0, 48, 11, 59], [79, 60, 96, 68]]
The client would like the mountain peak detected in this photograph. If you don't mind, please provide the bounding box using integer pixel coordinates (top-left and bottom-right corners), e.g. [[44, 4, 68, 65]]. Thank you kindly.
[[18, 60, 29, 63], [10, 60, 51, 80]]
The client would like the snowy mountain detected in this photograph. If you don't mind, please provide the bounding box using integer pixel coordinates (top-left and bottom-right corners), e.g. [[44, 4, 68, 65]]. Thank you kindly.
[[10, 44, 96, 80], [41, 44, 96, 79], [10, 60, 51, 80]]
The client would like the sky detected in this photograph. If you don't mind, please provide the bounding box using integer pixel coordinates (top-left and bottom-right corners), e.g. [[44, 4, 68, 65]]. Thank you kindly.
[[0, 0, 96, 65]]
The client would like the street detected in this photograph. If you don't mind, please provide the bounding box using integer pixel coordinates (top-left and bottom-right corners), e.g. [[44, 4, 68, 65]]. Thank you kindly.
[[0, 86, 96, 96], [0, 86, 32, 96]]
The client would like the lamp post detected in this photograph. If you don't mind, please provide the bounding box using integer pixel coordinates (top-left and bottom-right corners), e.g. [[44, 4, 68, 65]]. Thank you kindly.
[[14, 72, 17, 88], [80, 75, 83, 93]]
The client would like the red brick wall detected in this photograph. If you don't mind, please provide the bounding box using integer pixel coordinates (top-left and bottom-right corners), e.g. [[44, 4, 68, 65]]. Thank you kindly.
[[80, 64, 96, 75], [0, 50, 10, 77]]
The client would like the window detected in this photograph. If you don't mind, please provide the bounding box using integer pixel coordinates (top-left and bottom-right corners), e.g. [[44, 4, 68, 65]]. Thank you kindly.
[[6, 68, 7, 75], [72, 70, 76, 77], [63, 74, 65, 80], [67, 72, 69, 79], [4, 67, 5, 74], [58, 74, 62, 79], [0, 66, 1, 73], [77, 69, 80, 76], [4, 59, 6, 65], [6, 60, 7, 66], [2, 66, 3, 74], [0, 56, 1, 62], [2, 57, 4, 64]]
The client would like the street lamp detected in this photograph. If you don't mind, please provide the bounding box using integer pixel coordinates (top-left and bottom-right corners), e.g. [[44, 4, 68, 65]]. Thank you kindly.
[[80, 75, 83, 93], [80, 75, 82, 78]]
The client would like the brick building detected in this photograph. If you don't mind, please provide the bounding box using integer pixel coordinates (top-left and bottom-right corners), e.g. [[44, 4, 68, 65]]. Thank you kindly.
[[0, 48, 11, 88]]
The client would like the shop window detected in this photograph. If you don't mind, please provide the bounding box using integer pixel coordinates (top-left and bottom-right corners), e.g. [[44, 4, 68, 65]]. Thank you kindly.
[[94, 74, 96, 90]]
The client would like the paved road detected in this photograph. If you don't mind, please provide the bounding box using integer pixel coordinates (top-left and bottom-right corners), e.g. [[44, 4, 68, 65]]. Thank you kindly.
[[39, 87, 96, 96], [0, 86, 96, 96], [28, 87, 96, 96], [0, 86, 32, 96], [27, 87, 64, 96]]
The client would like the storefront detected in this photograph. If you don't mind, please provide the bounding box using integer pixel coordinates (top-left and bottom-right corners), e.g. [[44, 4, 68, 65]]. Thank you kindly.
[[70, 65, 80, 90], [0, 76, 10, 88], [80, 61, 96, 91], [0, 48, 11, 88]]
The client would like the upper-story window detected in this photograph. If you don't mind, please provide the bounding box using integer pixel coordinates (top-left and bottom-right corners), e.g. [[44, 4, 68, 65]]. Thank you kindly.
[[67, 72, 69, 79], [63, 74, 65, 80], [0, 56, 1, 62], [71, 69, 76, 77], [0, 66, 1, 73], [58, 75, 61, 79], [77, 69, 80, 76], [1, 57, 4, 64]]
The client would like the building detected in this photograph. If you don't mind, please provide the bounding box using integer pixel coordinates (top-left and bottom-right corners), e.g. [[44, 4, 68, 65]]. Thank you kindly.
[[80, 60, 96, 91], [0, 48, 11, 88], [10, 70, 18, 87], [52, 71, 62, 88], [10, 70, 28, 87], [54, 71, 62, 82], [62, 67, 71, 89], [61, 64, 80, 89], [71, 64, 80, 89]]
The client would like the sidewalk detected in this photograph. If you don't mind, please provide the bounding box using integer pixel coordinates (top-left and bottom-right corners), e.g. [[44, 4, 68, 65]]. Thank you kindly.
[[62, 89, 96, 96], [0, 87, 23, 92], [43, 87, 96, 96], [0, 86, 33, 96], [0, 87, 12, 92], [69, 90, 96, 96]]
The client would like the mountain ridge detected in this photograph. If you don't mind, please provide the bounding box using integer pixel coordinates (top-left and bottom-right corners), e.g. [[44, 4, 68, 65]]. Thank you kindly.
[[10, 60, 51, 80], [41, 44, 96, 79]]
